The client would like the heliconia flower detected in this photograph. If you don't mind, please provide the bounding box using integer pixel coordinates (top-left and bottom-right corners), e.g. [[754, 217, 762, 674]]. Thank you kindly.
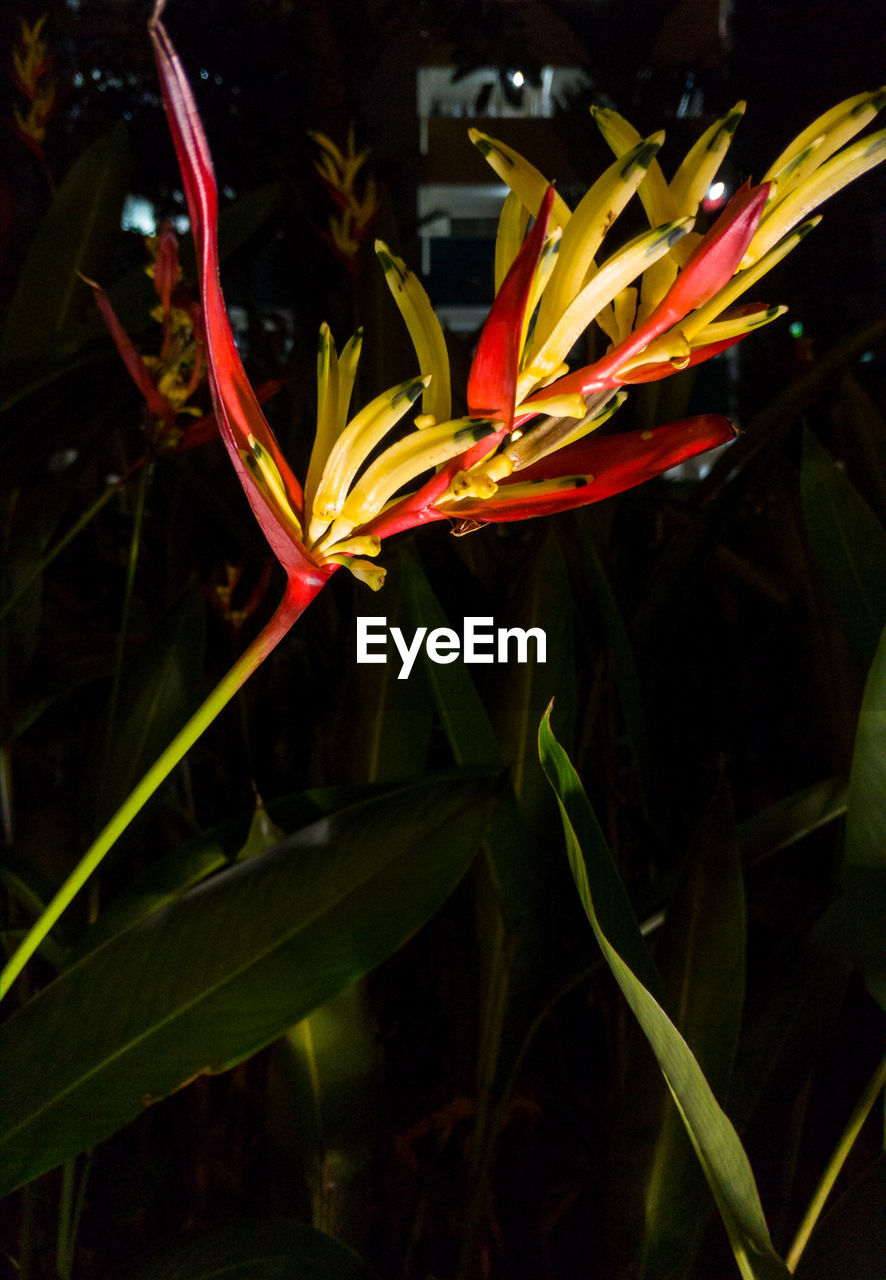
[[11, 14, 56, 174], [149, 0, 885, 616], [309, 127, 380, 272]]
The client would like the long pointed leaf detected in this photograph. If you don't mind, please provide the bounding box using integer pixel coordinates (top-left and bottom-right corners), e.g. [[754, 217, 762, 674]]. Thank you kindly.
[[841, 619, 886, 1006], [539, 708, 790, 1280], [0, 774, 491, 1194]]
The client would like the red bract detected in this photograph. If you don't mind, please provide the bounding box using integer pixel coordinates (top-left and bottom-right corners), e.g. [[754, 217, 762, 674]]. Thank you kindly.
[[150, 1, 326, 611], [467, 186, 555, 426], [148, 1, 759, 610]]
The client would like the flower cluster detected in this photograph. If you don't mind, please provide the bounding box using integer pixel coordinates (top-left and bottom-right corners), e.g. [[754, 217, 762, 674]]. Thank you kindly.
[[309, 127, 380, 272], [11, 15, 56, 168], [149, 0, 884, 614]]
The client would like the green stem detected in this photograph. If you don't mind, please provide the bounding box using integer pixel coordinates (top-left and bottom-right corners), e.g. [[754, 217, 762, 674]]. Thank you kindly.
[[0, 461, 143, 623], [786, 1049, 886, 1272], [0, 575, 324, 1002]]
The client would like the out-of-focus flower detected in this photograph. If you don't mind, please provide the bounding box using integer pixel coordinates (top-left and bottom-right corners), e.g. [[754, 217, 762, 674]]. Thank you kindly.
[[11, 15, 56, 178], [149, 0, 885, 617], [309, 128, 380, 273], [206, 560, 274, 639], [85, 224, 209, 453], [88, 225, 282, 459]]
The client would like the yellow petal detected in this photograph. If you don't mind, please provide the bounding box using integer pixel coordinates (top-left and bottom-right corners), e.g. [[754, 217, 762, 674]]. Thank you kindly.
[[591, 106, 676, 225], [636, 253, 679, 324], [616, 332, 691, 375], [534, 133, 664, 349], [747, 127, 886, 263], [321, 417, 500, 543], [513, 392, 587, 419], [682, 219, 818, 340], [764, 88, 886, 187], [494, 190, 530, 292], [326, 556, 387, 591], [518, 219, 693, 395], [692, 304, 788, 344], [336, 328, 363, 436], [309, 375, 429, 541], [520, 229, 562, 365], [375, 241, 451, 424], [304, 323, 340, 517], [669, 103, 745, 218], [468, 129, 572, 227], [239, 435, 303, 540]]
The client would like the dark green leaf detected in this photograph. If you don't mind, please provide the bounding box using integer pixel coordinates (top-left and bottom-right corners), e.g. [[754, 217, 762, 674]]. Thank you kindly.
[[539, 709, 790, 1280], [640, 777, 747, 1276], [1, 123, 131, 366], [0, 774, 492, 1193], [841, 619, 886, 1006], [130, 1218, 369, 1279], [735, 775, 848, 869], [537, 705, 663, 1001], [801, 429, 886, 675]]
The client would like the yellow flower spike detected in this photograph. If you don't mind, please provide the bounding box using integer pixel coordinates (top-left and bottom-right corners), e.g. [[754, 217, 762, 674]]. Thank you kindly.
[[495, 190, 530, 292], [513, 392, 587, 419], [591, 106, 677, 225], [611, 285, 638, 344], [451, 391, 621, 501], [669, 103, 746, 218], [325, 556, 387, 591], [326, 416, 501, 542], [238, 435, 303, 540], [468, 129, 572, 226], [336, 330, 363, 439], [375, 241, 452, 424], [520, 229, 562, 364], [764, 88, 886, 190], [534, 133, 665, 350], [327, 534, 381, 558], [517, 218, 693, 397], [636, 254, 680, 325], [308, 128, 345, 166], [692, 304, 788, 344], [682, 219, 819, 341], [746, 127, 886, 264], [617, 331, 692, 375], [303, 323, 340, 519], [308, 375, 429, 542]]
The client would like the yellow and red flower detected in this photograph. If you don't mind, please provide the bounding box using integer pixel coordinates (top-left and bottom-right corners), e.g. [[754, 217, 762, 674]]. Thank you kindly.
[[149, 0, 885, 618]]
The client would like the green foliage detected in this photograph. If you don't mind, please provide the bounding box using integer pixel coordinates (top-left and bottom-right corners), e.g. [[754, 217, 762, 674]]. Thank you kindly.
[[539, 709, 789, 1280], [0, 774, 492, 1195]]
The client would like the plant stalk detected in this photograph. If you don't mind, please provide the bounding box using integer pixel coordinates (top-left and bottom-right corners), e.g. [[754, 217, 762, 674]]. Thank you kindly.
[[786, 1049, 886, 1271], [0, 575, 324, 1002]]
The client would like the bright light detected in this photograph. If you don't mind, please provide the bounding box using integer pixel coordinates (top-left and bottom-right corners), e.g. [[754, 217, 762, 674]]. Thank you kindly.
[[509, 70, 525, 88], [707, 181, 726, 202], [789, 321, 804, 338], [121, 194, 156, 237]]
